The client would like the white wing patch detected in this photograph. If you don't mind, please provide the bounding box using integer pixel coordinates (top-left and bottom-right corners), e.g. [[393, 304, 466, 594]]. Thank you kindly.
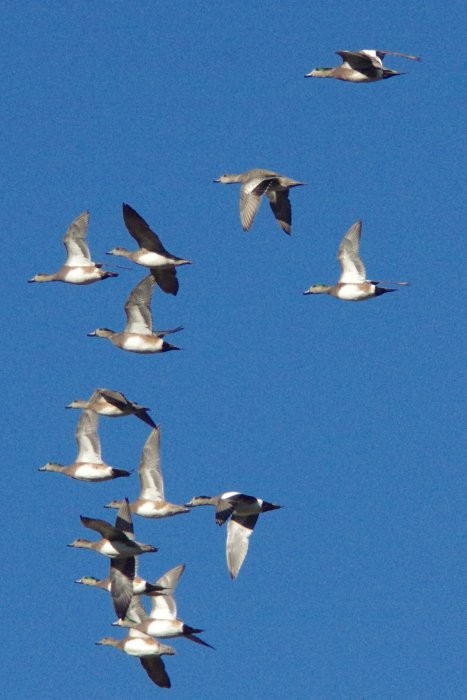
[[75, 410, 102, 463], [337, 220, 366, 283]]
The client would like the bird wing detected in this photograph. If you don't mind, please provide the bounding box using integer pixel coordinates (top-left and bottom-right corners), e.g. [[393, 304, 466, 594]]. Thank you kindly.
[[97, 388, 129, 411], [152, 325, 183, 338], [337, 220, 366, 283], [336, 50, 380, 73], [140, 657, 171, 689], [124, 274, 156, 334], [150, 267, 179, 296], [114, 498, 134, 540], [374, 49, 421, 62], [215, 496, 238, 526], [122, 203, 170, 255], [127, 595, 149, 626], [239, 177, 274, 231], [63, 210, 93, 266], [110, 556, 135, 620], [80, 515, 130, 542], [96, 389, 157, 428], [148, 564, 185, 620], [266, 189, 292, 234], [155, 563, 185, 592], [75, 410, 102, 463], [226, 514, 259, 579], [139, 427, 165, 500]]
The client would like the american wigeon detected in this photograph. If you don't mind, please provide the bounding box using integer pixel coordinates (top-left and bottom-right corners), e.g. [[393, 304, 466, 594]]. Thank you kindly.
[[105, 427, 190, 519], [66, 388, 157, 428], [75, 574, 164, 596], [305, 49, 421, 82], [303, 220, 409, 301], [118, 564, 213, 649], [68, 500, 158, 558], [106, 203, 191, 295], [28, 210, 118, 284], [87, 273, 182, 353], [96, 629, 175, 689], [185, 492, 282, 579], [38, 409, 130, 481], [214, 168, 305, 234]]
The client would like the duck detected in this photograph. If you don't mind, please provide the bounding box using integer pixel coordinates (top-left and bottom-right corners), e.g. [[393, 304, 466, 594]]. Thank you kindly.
[[213, 168, 305, 234], [303, 220, 409, 301], [87, 273, 182, 353], [305, 49, 421, 82], [75, 574, 165, 597], [185, 491, 282, 579], [28, 210, 118, 284], [75, 499, 164, 619], [105, 427, 190, 519], [105, 499, 137, 619], [66, 388, 157, 428], [38, 409, 130, 481], [96, 630, 175, 689], [117, 564, 213, 649], [68, 501, 158, 559], [106, 203, 191, 295]]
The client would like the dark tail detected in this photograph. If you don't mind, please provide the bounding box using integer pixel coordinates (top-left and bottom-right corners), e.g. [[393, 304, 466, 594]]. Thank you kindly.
[[262, 501, 282, 512], [112, 468, 131, 478], [184, 626, 215, 649], [374, 287, 397, 296], [145, 582, 167, 594], [382, 69, 405, 79], [136, 410, 157, 429]]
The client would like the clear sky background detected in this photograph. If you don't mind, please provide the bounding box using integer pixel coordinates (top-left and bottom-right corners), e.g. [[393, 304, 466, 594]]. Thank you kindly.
[[2, 2, 466, 698]]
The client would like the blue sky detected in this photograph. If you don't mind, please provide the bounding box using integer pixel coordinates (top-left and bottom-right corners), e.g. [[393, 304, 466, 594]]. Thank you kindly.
[[3, 2, 466, 698]]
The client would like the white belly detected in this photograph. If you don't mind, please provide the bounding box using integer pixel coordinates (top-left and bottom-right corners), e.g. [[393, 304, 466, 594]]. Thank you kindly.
[[72, 463, 111, 481], [145, 619, 181, 638], [137, 252, 172, 268], [63, 268, 100, 284], [99, 540, 136, 557], [95, 404, 123, 417], [135, 501, 164, 517], [120, 335, 163, 353], [336, 284, 374, 301], [124, 637, 158, 657]]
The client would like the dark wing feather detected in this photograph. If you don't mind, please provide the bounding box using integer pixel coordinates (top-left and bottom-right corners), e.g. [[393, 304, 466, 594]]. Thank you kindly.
[[122, 203, 169, 255], [151, 266, 179, 296], [140, 657, 171, 688], [267, 190, 292, 234], [110, 556, 135, 619]]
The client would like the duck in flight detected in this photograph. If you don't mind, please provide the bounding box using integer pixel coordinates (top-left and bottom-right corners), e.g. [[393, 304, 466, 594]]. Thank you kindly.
[[117, 564, 213, 649], [214, 168, 305, 234], [87, 273, 182, 353], [29, 210, 118, 284], [105, 427, 190, 519], [66, 388, 157, 428], [185, 491, 282, 579], [305, 49, 421, 82], [38, 409, 130, 481], [303, 220, 409, 301], [107, 203, 191, 295]]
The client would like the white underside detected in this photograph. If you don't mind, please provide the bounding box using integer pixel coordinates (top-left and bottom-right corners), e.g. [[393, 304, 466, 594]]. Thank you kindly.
[[135, 501, 168, 517], [62, 267, 102, 284], [336, 284, 375, 301], [120, 335, 164, 353], [136, 252, 174, 267], [124, 637, 161, 657], [72, 463, 113, 481], [144, 619, 182, 637], [95, 405, 123, 416]]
